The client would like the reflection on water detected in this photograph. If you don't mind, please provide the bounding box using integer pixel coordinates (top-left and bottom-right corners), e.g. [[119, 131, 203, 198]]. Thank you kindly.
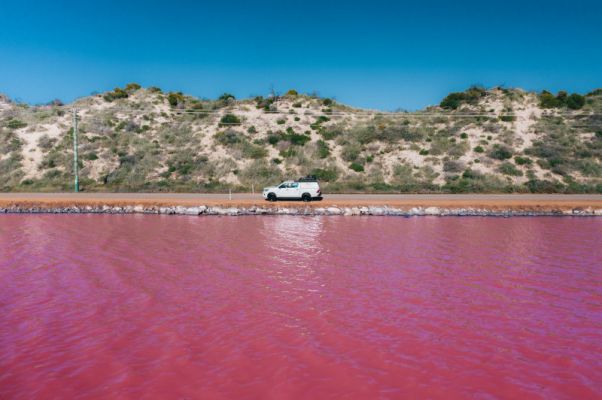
[[0, 215, 601, 400]]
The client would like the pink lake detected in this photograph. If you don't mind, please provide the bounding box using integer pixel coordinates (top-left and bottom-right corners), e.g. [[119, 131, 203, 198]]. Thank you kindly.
[[0, 215, 601, 399]]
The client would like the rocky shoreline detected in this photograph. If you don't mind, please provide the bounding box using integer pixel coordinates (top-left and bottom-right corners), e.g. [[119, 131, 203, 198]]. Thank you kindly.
[[2, 205, 602, 216]]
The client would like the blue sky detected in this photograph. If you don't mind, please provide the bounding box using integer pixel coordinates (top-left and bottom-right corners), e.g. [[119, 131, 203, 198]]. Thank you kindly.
[[0, 0, 600, 110]]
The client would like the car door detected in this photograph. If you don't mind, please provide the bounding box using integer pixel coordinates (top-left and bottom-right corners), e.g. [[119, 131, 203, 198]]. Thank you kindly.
[[277, 182, 291, 198], [289, 182, 300, 198]]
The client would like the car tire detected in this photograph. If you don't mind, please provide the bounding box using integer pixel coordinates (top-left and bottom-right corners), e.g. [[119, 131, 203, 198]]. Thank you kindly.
[[267, 193, 277, 202], [302, 193, 312, 202]]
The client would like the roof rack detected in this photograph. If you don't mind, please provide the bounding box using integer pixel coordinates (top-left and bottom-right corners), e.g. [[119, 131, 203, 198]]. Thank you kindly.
[[298, 175, 318, 182]]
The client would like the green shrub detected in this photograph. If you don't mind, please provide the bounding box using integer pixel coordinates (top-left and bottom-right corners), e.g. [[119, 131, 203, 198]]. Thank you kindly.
[[586, 89, 602, 97], [316, 140, 330, 158], [292, 102, 302, 108], [279, 148, 296, 158], [276, 118, 286, 125], [311, 167, 338, 182], [499, 115, 516, 122], [219, 114, 241, 126], [443, 160, 464, 173], [596, 131, 602, 139], [514, 156, 532, 165], [287, 133, 310, 146], [167, 92, 184, 107], [419, 149, 429, 155], [349, 162, 364, 172], [566, 93, 586, 110], [498, 162, 523, 176], [526, 178, 565, 193], [218, 93, 235, 102], [84, 152, 98, 161], [214, 129, 243, 145], [341, 143, 361, 162], [103, 87, 129, 102], [6, 119, 27, 129], [125, 82, 141, 93], [271, 158, 282, 164], [247, 126, 257, 134], [460, 132, 468, 139], [241, 142, 268, 159], [294, 116, 300, 122], [489, 144, 513, 160], [540, 90, 585, 109], [322, 98, 333, 106], [285, 89, 298, 96], [440, 86, 486, 109], [474, 145, 484, 153], [320, 127, 341, 140], [540, 90, 561, 108]]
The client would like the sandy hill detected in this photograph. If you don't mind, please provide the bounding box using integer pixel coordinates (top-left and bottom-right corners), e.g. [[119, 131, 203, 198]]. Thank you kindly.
[[1, 85, 601, 193]]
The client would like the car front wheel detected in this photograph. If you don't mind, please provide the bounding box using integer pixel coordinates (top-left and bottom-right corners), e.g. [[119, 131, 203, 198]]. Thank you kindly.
[[267, 193, 277, 201]]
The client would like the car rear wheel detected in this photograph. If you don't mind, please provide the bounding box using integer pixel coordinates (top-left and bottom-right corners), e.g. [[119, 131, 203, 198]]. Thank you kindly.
[[267, 193, 277, 202], [302, 193, 312, 202]]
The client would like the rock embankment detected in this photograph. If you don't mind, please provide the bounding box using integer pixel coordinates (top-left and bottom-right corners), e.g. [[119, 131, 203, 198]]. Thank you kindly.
[[1, 205, 601, 216]]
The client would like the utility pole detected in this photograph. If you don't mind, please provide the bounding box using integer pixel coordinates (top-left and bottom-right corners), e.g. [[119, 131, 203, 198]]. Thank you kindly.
[[72, 108, 79, 193]]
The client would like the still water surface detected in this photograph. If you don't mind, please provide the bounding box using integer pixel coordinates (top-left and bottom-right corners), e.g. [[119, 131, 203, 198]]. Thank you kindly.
[[1, 215, 601, 399]]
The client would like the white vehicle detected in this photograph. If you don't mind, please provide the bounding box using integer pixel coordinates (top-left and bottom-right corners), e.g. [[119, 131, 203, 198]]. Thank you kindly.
[[263, 176, 322, 202]]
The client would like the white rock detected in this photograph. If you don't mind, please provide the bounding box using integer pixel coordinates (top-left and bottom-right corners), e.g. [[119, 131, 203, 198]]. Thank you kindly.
[[424, 206, 440, 215]]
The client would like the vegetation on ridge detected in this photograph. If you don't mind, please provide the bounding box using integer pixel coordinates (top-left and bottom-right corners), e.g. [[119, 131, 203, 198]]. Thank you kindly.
[[0, 84, 601, 193]]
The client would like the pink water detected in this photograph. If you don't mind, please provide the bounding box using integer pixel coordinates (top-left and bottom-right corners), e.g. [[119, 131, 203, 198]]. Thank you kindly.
[[1, 215, 601, 399]]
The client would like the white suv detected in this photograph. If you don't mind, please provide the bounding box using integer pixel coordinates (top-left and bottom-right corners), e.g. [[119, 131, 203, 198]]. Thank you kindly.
[[263, 176, 322, 202]]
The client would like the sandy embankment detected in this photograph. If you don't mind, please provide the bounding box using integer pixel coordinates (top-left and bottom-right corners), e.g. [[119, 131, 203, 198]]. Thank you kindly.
[[1, 193, 602, 215]]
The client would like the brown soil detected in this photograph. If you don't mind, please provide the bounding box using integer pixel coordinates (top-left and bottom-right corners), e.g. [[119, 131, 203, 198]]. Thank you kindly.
[[1, 193, 601, 211]]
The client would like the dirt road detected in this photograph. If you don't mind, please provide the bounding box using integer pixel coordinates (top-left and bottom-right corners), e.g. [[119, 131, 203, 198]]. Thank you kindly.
[[1, 193, 601, 211]]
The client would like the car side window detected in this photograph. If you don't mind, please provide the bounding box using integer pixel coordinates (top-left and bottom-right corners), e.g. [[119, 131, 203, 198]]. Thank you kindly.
[[278, 183, 288, 189], [291, 183, 299, 188]]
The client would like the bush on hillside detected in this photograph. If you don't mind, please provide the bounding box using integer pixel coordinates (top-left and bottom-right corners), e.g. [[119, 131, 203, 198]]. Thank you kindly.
[[443, 160, 465, 173], [167, 92, 185, 107], [316, 140, 330, 158], [540, 90, 585, 109], [498, 162, 523, 176], [125, 83, 141, 93], [103, 87, 129, 102], [219, 93, 235, 102], [566, 93, 586, 110], [214, 129, 243, 145], [311, 167, 338, 182], [586, 89, 602, 97], [6, 119, 27, 129], [440, 86, 486, 109], [219, 114, 241, 126], [349, 162, 364, 172], [514, 155, 532, 165], [489, 144, 513, 160]]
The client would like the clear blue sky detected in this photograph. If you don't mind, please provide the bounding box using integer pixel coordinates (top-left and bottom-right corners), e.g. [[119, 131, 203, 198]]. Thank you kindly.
[[0, 0, 600, 110]]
